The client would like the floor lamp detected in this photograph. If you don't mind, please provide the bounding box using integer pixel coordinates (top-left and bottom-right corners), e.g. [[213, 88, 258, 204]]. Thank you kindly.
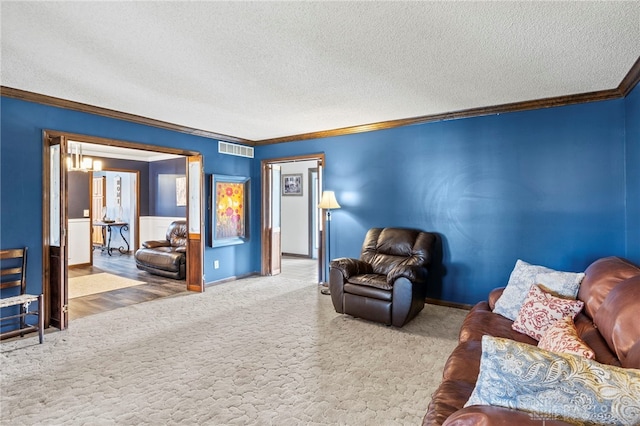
[[318, 190, 340, 295]]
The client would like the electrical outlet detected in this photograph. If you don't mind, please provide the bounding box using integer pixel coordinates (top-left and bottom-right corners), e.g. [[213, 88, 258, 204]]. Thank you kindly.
[[214, 260, 219, 269]]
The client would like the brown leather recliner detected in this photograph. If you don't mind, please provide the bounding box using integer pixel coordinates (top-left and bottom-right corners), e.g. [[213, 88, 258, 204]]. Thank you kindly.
[[328, 227, 436, 327], [134, 220, 187, 279]]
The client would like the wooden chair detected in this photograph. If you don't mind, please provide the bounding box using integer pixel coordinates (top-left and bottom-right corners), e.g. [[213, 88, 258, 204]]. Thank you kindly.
[[0, 247, 44, 343]]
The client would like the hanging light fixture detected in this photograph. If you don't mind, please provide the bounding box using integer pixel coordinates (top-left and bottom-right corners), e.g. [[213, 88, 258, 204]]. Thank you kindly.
[[67, 142, 102, 172]]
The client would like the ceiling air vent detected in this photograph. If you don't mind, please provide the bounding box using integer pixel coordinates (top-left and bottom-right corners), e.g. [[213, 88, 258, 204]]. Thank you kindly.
[[218, 141, 254, 158]]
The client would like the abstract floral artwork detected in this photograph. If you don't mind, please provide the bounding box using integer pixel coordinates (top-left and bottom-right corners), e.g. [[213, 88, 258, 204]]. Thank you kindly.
[[211, 175, 249, 246]]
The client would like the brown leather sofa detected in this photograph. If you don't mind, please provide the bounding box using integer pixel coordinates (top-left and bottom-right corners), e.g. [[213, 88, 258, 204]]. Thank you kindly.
[[134, 220, 187, 280], [424, 256, 640, 425], [328, 227, 436, 327]]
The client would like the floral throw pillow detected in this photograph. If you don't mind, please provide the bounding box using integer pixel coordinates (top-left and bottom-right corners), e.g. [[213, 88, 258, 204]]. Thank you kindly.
[[465, 335, 640, 425], [512, 284, 584, 341], [538, 316, 595, 359], [536, 271, 584, 299], [493, 260, 556, 321]]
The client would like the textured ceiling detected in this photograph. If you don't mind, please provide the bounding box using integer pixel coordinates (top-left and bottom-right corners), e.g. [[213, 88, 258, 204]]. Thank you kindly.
[[2, 1, 639, 142]]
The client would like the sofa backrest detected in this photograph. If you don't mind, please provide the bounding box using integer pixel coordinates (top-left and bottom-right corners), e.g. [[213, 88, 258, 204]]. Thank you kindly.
[[166, 220, 187, 247], [360, 227, 435, 276], [577, 256, 640, 319], [577, 256, 640, 369], [593, 275, 640, 368]]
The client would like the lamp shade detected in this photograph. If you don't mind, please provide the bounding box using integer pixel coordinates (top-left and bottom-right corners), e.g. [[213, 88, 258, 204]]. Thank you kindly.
[[318, 191, 341, 209]]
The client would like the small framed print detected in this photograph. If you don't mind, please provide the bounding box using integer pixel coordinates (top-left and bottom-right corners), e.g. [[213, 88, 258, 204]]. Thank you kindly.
[[282, 174, 302, 196]]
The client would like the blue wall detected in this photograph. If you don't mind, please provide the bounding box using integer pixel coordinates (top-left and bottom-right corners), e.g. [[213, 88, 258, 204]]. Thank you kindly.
[[68, 171, 91, 219], [1, 88, 637, 307], [0, 97, 257, 297], [149, 158, 187, 217], [257, 99, 631, 304], [68, 157, 152, 219], [625, 84, 640, 261]]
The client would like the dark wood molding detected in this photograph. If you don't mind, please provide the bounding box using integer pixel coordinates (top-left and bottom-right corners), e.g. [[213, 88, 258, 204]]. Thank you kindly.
[[618, 56, 640, 97], [262, 153, 325, 165], [186, 238, 203, 292], [44, 129, 200, 157], [254, 88, 622, 145], [1, 86, 253, 145], [4, 56, 639, 146], [255, 56, 640, 145], [205, 271, 259, 287], [68, 263, 91, 269], [426, 298, 473, 311], [281, 253, 312, 259]]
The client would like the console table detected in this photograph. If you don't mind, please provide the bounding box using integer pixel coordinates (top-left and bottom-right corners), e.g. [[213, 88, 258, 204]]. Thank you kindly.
[[93, 221, 130, 256]]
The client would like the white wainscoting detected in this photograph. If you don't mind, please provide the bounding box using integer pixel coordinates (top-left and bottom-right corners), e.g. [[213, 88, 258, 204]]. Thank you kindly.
[[139, 216, 186, 248], [68, 218, 91, 266]]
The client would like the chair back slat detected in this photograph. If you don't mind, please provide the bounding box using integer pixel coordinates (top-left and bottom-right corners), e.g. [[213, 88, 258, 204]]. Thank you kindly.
[[1, 280, 22, 290], [0, 247, 27, 294], [2, 267, 23, 276], [0, 248, 25, 259]]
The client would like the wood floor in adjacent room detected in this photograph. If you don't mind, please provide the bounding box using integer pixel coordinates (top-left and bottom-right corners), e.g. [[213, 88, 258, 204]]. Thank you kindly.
[[68, 253, 318, 321]]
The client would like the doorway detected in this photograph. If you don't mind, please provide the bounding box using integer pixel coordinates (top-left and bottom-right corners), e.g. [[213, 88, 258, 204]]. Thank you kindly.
[[87, 169, 138, 263], [69, 164, 185, 322], [309, 168, 319, 259], [43, 130, 204, 330], [261, 154, 325, 282]]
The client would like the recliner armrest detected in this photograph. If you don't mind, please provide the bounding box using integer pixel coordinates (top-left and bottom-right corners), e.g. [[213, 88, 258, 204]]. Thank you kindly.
[[330, 258, 373, 279], [175, 246, 187, 253], [388, 264, 428, 284], [142, 240, 171, 249]]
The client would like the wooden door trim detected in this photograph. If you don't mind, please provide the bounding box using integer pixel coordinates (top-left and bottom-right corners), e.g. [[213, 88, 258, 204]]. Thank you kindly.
[[307, 168, 318, 258], [260, 162, 271, 276], [44, 130, 200, 157], [42, 138, 52, 328], [42, 133, 68, 330], [90, 175, 107, 264], [186, 155, 204, 292], [42, 129, 205, 330], [260, 153, 325, 277]]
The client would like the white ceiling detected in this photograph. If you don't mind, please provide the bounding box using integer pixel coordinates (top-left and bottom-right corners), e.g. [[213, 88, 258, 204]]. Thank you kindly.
[[2, 1, 639, 142]]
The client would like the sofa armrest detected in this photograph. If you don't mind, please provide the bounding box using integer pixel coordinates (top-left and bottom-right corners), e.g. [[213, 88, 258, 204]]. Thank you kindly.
[[142, 240, 171, 249], [175, 246, 186, 253], [488, 287, 505, 311], [388, 264, 428, 285], [329, 258, 373, 279]]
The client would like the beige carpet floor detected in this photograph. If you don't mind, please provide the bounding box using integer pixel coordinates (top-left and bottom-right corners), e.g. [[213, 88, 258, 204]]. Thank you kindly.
[[1, 274, 467, 425], [68, 273, 146, 299]]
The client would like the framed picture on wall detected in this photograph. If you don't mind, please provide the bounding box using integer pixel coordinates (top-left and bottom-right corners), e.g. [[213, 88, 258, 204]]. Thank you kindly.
[[211, 174, 250, 247], [282, 173, 303, 196]]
